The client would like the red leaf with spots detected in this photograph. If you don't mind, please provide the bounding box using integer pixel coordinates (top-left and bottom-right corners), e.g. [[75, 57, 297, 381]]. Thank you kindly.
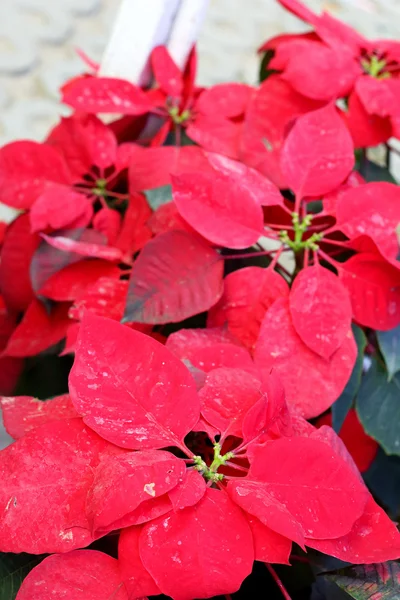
[[200, 368, 262, 437], [0, 214, 40, 312], [186, 114, 243, 159], [249, 437, 369, 539], [119, 526, 161, 598], [0, 419, 121, 554], [339, 253, 400, 330], [15, 550, 128, 600], [151, 46, 183, 98], [30, 186, 93, 233], [171, 160, 265, 249], [93, 208, 122, 245], [336, 182, 400, 260], [69, 313, 200, 450], [197, 83, 252, 118], [289, 265, 352, 359], [246, 516, 292, 565], [280, 103, 354, 197], [2, 300, 70, 358], [62, 76, 153, 115], [38, 260, 120, 302], [167, 469, 206, 510], [69, 277, 128, 321], [86, 450, 185, 534], [139, 489, 254, 600], [123, 231, 223, 324], [41, 233, 126, 263], [208, 266, 289, 351], [0, 394, 78, 439], [254, 298, 357, 418], [0, 141, 70, 209]]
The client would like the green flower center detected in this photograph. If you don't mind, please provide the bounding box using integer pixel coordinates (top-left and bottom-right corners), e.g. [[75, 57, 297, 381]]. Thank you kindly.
[[193, 443, 234, 483], [279, 212, 323, 252], [361, 54, 391, 80], [168, 106, 191, 125]]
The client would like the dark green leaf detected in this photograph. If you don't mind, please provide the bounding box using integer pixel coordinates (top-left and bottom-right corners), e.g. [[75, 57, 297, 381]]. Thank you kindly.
[[144, 185, 173, 211], [377, 326, 400, 381], [356, 359, 400, 455], [327, 562, 400, 600], [312, 577, 352, 600], [332, 325, 367, 432], [364, 448, 400, 518], [0, 553, 45, 600], [259, 50, 278, 83], [358, 158, 397, 184]]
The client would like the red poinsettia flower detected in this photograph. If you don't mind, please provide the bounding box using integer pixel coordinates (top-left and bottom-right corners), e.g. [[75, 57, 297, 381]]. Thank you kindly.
[[2, 314, 399, 600], [260, 0, 400, 146]]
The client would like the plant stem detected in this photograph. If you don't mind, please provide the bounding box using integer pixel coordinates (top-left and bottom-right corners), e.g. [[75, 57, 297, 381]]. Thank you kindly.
[[266, 564, 292, 600]]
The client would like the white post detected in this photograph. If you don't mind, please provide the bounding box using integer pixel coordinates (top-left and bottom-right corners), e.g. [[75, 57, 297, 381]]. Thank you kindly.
[[167, 0, 210, 69]]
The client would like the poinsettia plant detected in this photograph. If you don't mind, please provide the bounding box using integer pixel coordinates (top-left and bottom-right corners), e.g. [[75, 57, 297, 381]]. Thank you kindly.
[[0, 0, 399, 597]]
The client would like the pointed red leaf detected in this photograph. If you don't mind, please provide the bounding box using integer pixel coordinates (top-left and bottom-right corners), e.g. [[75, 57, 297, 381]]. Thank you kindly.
[[0, 419, 121, 553], [30, 186, 93, 233], [140, 489, 254, 600], [336, 182, 400, 260], [228, 479, 305, 546], [249, 437, 369, 539], [186, 114, 242, 159], [0, 214, 40, 312], [148, 201, 194, 236], [119, 526, 161, 598], [69, 313, 200, 449], [93, 208, 122, 245], [197, 83, 252, 118], [208, 266, 289, 351], [62, 76, 153, 115], [38, 260, 120, 302], [0, 141, 70, 209], [151, 46, 183, 98], [280, 103, 354, 197], [41, 233, 126, 263], [167, 469, 206, 510], [345, 89, 393, 148], [114, 193, 152, 255], [339, 253, 400, 330], [2, 300, 70, 358], [247, 515, 292, 565], [69, 277, 128, 321], [15, 550, 128, 600], [87, 450, 185, 534], [289, 265, 352, 359], [0, 394, 78, 439], [123, 230, 223, 324], [172, 161, 265, 249], [254, 298, 357, 418], [306, 497, 400, 563], [200, 368, 262, 437]]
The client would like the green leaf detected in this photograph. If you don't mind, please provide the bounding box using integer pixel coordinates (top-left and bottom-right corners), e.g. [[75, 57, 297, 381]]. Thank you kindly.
[[356, 359, 400, 455], [332, 325, 367, 432], [144, 185, 172, 211], [358, 158, 397, 184], [327, 562, 400, 600], [364, 448, 400, 518], [0, 553, 45, 600], [377, 326, 400, 381]]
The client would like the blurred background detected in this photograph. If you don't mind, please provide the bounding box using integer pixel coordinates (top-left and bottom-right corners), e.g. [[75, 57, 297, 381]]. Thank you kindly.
[[0, 0, 400, 146]]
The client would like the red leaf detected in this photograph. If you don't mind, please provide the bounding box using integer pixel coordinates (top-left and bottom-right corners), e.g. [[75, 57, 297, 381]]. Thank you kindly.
[[41, 233, 126, 263], [167, 469, 206, 510], [123, 231, 223, 324], [139, 488, 254, 600], [228, 479, 305, 546], [47, 114, 118, 178], [15, 550, 128, 600], [0, 419, 121, 553], [69, 313, 200, 450], [2, 300, 70, 358], [172, 162, 265, 249], [0, 214, 40, 312], [345, 90, 393, 148], [200, 368, 262, 437], [86, 450, 185, 534], [0, 141, 70, 209], [247, 516, 292, 565], [249, 437, 369, 539], [60, 321, 80, 355], [62, 76, 153, 115], [306, 497, 400, 563], [151, 46, 183, 98], [336, 182, 400, 260], [30, 186, 93, 233], [0, 394, 78, 439], [119, 526, 161, 598], [93, 208, 122, 245], [69, 277, 128, 321], [339, 253, 400, 330], [186, 114, 242, 159], [148, 201, 193, 236], [39, 260, 121, 302], [356, 76, 400, 119], [114, 193, 152, 255], [254, 298, 357, 418], [197, 83, 252, 118], [289, 265, 352, 359], [208, 266, 289, 351], [280, 103, 354, 197]]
